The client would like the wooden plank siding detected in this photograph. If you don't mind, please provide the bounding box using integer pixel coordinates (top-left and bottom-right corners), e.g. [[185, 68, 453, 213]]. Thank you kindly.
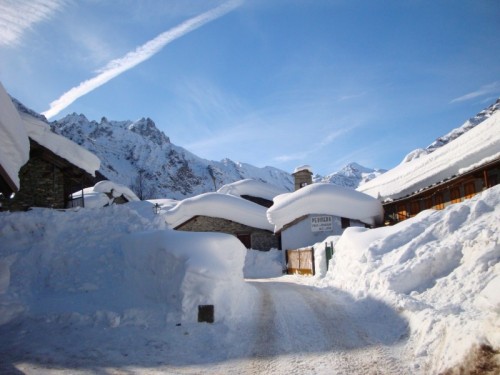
[[383, 158, 500, 225]]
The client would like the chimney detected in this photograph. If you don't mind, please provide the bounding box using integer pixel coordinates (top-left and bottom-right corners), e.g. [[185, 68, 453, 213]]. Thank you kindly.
[[292, 165, 313, 191]]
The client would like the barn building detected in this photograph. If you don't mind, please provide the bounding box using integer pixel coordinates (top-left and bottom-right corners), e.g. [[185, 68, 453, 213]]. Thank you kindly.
[[358, 110, 500, 224]]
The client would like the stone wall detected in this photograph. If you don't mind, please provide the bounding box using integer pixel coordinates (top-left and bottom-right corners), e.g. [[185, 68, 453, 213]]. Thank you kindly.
[[177, 215, 279, 251], [0, 157, 65, 211]]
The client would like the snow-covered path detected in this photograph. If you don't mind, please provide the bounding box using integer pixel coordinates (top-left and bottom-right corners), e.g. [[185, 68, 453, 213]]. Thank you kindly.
[[218, 278, 411, 375], [1, 277, 411, 374]]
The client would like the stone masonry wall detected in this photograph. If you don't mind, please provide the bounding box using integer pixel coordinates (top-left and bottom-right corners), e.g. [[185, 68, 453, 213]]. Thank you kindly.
[[177, 216, 279, 251], [0, 157, 65, 211]]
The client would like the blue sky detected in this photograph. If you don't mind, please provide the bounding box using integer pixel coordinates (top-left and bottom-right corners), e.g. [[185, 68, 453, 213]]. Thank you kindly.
[[1, 0, 499, 176]]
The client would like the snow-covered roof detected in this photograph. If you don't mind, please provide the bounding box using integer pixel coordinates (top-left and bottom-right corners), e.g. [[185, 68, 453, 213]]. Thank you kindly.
[[0, 82, 30, 191], [267, 183, 384, 231], [71, 181, 139, 208], [358, 111, 500, 201], [20, 111, 100, 177], [217, 179, 289, 200], [293, 165, 313, 174], [165, 192, 274, 231]]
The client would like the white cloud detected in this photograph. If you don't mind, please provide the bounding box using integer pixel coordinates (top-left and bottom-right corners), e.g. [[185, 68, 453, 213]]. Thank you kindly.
[[450, 81, 500, 103], [0, 0, 67, 47], [42, 0, 243, 119]]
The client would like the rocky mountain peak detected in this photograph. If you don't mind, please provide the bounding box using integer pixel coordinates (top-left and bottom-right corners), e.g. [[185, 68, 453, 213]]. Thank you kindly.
[[127, 117, 170, 146]]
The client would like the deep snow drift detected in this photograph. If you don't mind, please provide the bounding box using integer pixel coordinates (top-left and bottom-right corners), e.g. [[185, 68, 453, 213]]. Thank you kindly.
[[0, 185, 498, 374], [313, 184, 500, 373]]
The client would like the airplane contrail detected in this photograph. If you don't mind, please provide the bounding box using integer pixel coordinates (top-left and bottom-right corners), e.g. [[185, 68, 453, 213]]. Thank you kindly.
[[43, 0, 243, 119]]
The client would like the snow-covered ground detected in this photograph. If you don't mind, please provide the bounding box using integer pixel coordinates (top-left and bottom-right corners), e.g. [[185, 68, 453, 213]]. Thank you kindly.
[[0, 185, 499, 374]]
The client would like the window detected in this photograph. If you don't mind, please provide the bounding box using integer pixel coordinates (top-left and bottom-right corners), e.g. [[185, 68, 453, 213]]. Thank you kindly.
[[341, 217, 350, 229], [410, 201, 420, 217], [450, 187, 461, 204], [424, 197, 433, 210], [434, 194, 444, 210], [464, 182, 476, 199], [397, 204, 407, 221], [300, 182, 308, 188]]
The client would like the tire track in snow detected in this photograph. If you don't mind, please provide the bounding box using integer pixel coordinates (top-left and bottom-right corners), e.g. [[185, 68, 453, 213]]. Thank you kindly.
[[245, 280, 409, 375]]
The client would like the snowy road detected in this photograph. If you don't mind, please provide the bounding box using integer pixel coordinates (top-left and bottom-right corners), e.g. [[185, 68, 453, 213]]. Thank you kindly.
[[217, 278, 411, 375], [1, 277, 411, 375]]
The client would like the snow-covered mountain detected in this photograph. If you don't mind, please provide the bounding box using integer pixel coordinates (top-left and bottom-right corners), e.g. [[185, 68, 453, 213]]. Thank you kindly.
[[313, 163, 386, 189], [401, 98, 500, 164], [11, 98, 382, 198], [45, 113, 295, 200]]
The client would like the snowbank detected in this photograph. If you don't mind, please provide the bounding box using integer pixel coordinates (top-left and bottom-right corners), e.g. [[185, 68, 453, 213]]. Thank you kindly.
[[0, 202, 256, 328], [268, 183, 384, 232], [0, 82, 30, 191], [217, 178, 289, 200], [123, 230, 255, 323], [359, 111, 500, 201], [243, 248, 283, 278], [20, 111, 100, 176], [165, 192, 274, 231], [317, 185, 500, 373], [71, 180, 140, 208]]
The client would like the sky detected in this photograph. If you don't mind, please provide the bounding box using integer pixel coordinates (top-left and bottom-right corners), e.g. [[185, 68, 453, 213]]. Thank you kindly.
[[1, 0, 499, 176]]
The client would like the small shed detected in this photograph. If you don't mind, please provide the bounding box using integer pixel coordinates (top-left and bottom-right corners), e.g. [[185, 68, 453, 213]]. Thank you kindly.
[[165, 192, 279, 251], [68, 180, 140, 208]]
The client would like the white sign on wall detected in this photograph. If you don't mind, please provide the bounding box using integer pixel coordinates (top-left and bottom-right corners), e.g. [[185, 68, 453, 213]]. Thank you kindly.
[[311, 215, 333, 232]]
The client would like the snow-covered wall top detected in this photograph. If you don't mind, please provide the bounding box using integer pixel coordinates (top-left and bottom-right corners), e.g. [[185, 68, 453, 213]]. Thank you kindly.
[[358, 112, 500, 201], [0, 82, 29, 190], [21, 112, 100, 177], [165, 192, 274, 231], [267, 183, 384, 232], [217, 179, 289, 200]]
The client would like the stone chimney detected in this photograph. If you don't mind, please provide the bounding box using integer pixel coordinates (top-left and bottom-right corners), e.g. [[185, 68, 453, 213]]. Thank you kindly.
[[292, 165, 313, 191]]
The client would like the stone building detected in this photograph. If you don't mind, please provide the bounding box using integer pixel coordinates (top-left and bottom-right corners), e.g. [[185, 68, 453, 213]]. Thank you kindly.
[[166, 192, 278, 251], [0, 84, 100, 211], [2, 139, 97, 211], [174, 215, 279, 250], [292, 165, 313, 191]]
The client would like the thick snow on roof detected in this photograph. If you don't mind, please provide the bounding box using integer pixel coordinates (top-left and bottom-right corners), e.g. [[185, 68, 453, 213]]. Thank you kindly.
[[293, 164, 313, 174], [267, 183, 384, 231], [358, 111, 500, 201], [217, 179, 289, 200], [165, 192, 274, 231], [0, 82, 29, 190], [20, 111, 100, 176]]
